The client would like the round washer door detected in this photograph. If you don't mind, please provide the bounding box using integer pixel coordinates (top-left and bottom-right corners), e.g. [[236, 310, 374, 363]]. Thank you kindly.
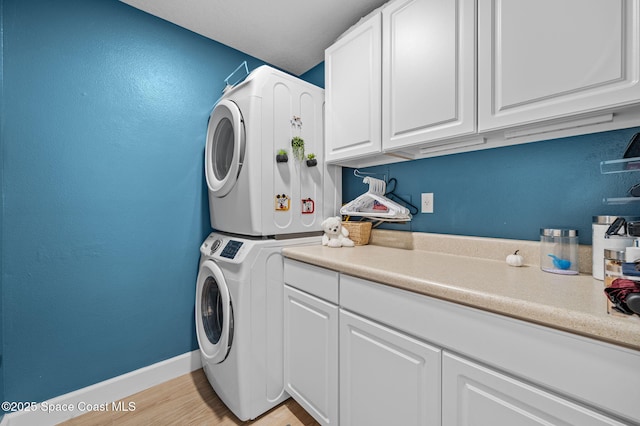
[[195, 259, 233, 364], [205, 99, 245, 197]]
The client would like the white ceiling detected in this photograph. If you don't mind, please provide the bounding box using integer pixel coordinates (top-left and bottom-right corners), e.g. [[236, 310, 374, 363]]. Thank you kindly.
[[120, 0, 388, 76]]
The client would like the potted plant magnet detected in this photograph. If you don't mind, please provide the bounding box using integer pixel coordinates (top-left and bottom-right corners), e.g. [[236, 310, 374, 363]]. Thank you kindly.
[[306, 153, 317, 167], [276, 149, 288, 163], [291, 136, 305, 162]]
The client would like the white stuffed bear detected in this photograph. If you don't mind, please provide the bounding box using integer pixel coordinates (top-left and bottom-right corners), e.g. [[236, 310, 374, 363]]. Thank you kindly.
[[321, 216, 355, 248]]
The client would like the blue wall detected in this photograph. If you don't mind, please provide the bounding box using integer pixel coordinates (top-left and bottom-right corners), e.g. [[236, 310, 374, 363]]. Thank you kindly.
[[1, 0, 268, 406], [300, 62, 325, 88], [342, 128, 640, 245]]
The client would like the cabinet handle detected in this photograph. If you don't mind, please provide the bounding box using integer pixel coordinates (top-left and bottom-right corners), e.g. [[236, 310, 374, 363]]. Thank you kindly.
[[418, 137, 486, 155], [504, 113, 613, 140]]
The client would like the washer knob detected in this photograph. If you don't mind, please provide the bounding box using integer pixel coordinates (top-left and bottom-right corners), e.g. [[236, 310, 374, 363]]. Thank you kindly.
[[210, 239, 222, 255]]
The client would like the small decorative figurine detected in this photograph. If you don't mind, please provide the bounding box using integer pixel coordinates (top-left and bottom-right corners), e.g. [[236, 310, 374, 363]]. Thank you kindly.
[[506, 250, 524, 267], [321, 216, 355, 248]]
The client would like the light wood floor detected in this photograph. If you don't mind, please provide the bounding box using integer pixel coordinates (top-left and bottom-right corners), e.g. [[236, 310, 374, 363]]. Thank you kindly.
[[59, 369, 320, 426]]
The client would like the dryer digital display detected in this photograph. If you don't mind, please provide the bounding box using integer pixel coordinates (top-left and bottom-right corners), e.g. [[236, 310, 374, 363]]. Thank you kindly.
[[220, 240, 244, 259]]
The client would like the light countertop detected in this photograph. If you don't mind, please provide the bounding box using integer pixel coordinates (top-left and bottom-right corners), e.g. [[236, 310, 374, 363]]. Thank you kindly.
[[282, 231, 640, 351]]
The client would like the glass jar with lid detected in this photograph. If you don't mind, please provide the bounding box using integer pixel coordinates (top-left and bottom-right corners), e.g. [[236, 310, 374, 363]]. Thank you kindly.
[[540, 228, 579, 275], [603, 248, 639, 317]]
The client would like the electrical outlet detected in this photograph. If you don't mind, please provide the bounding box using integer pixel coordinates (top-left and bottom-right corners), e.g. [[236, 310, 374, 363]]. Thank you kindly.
[[421, 193, 434, 213]]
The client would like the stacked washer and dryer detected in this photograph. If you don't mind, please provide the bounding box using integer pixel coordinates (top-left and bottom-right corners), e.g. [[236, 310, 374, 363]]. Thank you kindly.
[[195, 65, 341, 421]]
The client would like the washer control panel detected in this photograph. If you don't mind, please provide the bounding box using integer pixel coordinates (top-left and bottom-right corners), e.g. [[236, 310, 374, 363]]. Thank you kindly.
[[219, 240, 243, 259], [200, 233, 249, 263]]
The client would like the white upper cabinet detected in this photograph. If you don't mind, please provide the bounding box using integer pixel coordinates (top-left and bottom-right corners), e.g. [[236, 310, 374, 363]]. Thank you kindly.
[[478, 0, 640, 132], [325, 12, 382, 163], [325, 0, 476, 165], [326, 0, 640, 166], [382, 0, 476, 150]]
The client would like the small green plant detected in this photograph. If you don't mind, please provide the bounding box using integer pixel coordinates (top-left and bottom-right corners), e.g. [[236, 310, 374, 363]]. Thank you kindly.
[[276, 148, 288, 163], [305, 152, 317, 167], [291, 136, 305, 162], [291, 136, 304, 148]]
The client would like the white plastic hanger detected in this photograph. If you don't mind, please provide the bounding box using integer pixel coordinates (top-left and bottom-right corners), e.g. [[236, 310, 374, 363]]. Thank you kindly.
[[340, 177, 412, 222]]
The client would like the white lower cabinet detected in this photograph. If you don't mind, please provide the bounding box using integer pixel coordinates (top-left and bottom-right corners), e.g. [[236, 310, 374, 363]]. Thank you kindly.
[[442, 352, 627, 426], [284, 261, 640, 426], [340, 309, 441, 426], [284, 284, 339, 426]]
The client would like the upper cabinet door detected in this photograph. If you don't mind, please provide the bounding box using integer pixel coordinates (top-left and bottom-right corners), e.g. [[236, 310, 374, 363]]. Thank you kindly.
[[478, 0, 640, 132], [325, 12, 382, 163], [382, 0, 477, 151]]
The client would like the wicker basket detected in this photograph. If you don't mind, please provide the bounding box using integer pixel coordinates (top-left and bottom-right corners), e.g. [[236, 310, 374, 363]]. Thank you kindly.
[[342, 221, 372, 246]]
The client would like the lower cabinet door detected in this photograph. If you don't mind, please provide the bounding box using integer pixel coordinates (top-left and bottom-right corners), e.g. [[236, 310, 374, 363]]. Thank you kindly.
[[340, 309, 441, 426], [284, 285, 339, 426], [442, 352, 628, 426]]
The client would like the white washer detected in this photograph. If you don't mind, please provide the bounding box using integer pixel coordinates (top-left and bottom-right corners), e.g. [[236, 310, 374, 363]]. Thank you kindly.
[[205, 65, 341, 237], [195, 232, 320, 421]]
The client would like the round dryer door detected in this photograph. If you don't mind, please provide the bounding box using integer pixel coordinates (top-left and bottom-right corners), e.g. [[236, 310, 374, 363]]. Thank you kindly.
[[205, 99, 246, 197], [195, 260, 233, 364]]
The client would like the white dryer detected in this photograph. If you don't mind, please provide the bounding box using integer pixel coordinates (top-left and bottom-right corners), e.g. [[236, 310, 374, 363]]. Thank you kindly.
[[195, 232, 320, 421], [205, 65, 341, 237]]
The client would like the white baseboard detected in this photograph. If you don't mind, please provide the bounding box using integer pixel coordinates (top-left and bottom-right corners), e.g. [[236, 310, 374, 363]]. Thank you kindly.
[[1, 350, 202, 426]]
